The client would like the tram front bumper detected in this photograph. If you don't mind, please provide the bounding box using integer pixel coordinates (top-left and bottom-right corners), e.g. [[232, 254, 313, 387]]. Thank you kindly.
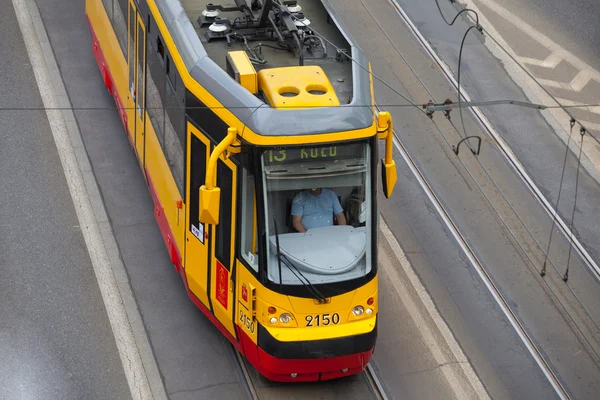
[[243, 319, 378, 382]]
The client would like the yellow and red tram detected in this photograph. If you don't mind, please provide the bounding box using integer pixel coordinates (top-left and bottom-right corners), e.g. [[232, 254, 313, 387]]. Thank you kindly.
[[86, 0, 396, 382]]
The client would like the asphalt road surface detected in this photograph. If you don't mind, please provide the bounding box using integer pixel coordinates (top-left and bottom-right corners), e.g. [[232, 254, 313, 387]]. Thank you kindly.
[[475, 0, 600, 72], [0, 0, 130, 399]]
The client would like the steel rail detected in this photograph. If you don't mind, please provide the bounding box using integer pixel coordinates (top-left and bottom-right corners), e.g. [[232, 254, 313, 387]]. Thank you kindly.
[[380, 1, 577, 397], [377, 100, 570, 398], [387, 0, 600, 283], [227, 344, 259, 400], [365, 363, 389, 400]]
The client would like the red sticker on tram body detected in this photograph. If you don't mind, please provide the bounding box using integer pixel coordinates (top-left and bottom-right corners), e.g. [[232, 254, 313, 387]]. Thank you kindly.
[[216, 260, 228, 309], [241, 284, 248, 302]]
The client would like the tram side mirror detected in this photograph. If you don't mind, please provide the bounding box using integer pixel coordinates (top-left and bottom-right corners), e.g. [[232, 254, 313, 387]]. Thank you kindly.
[[199, 185, 220, 225], [198, 127, 238, 225], [377, 111, 397, 198], [381, 159, 397, 199]]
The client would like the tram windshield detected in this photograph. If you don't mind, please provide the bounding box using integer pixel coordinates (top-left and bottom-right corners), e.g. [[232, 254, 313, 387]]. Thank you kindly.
[[260, 141, 373, 287]]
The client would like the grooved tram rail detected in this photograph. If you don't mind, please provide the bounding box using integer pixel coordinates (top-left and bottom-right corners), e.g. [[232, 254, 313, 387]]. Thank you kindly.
[[379, 1, 574, 397]]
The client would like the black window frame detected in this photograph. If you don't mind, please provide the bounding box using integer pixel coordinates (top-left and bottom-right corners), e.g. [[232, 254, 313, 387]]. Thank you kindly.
[[254, 138, 379, 299], [215, 159, 233, 270], [236, 151, 260, 277], [188, 132, 207, 240]]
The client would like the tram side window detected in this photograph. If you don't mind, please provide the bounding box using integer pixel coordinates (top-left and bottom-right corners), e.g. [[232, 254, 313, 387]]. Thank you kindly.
[[128, 2, 135, 101], [215, 160, 233, 269], [240, 168, 258, 272], [145, 29, 166, 147], [189, 134, 206, 237], [156, 36, 165, 62], [113, 0, 127, 58], [166, 57, 176, 89], [101, 0, 112, 22], [136, 23, 145, 116], [164, 61, 185, 196]]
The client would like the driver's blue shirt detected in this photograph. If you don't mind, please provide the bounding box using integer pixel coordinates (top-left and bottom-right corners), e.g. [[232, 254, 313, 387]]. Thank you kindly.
[[291, 189, 343, 230]]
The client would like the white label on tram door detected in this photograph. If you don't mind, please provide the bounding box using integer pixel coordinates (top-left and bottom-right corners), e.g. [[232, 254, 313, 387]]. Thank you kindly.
[[191, 223, 204, 244]]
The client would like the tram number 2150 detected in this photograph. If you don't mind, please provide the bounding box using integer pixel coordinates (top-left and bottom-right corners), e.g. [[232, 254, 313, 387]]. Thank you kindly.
[[239, 310, 255, 334], [305, 313, 340, 327]]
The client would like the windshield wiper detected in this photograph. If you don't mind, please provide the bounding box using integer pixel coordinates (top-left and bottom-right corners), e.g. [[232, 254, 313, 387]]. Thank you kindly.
[[280, 253, 329, 304], [272, 215, 284, 293], [272, 216, 328, 304]]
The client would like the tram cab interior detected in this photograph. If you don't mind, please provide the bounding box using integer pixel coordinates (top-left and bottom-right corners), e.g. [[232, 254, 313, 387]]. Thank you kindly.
[[260, 142, 373, 287]]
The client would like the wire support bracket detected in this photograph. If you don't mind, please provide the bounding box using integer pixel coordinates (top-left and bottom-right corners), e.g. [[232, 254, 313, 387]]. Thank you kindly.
[[453, 135, 481, 156], [424, 99, 548, 114]]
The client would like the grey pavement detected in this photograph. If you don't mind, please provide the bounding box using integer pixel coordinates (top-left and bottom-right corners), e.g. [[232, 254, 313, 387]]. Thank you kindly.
[[32, 0, 247, 398], [0, 0, 130, 399]]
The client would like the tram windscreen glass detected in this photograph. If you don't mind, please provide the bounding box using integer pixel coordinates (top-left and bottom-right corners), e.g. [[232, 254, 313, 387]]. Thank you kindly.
[[261, 142, 373, 287]]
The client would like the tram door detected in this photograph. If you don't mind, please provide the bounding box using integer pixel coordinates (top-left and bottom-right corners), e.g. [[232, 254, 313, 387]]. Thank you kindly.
[[210, 158, 237, 337], [127, 0, 146, 168], [185, 124, 211, 308]]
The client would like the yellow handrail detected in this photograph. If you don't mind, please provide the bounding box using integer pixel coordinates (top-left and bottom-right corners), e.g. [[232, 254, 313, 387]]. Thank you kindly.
[[199, 127, 238, 225], [204, 127, 237, 190], [377, 111, 397, 198]]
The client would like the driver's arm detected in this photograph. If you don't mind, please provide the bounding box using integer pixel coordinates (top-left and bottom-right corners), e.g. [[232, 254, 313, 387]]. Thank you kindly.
[[335, 212, 346, 226], [292, 215, 306, 232], [332, 191, 345, 225]]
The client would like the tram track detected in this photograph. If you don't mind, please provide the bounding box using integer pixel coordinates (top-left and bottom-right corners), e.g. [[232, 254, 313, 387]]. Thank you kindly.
[[230, 341, 388, 399], [383, 2, 600, 364], [369, 2, 575, 397], [377, 109, 569, 399], [364, 364, 389, 400], [387, 0, 600, 283], [227, 344, 259, 400]]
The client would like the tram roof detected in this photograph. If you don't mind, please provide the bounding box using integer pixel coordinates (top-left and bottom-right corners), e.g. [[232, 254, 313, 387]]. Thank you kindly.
[[155, 0, 375, 138]]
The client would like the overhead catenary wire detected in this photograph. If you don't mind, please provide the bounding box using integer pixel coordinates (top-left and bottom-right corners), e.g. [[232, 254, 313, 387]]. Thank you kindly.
[[365, 0, 600, 344], [433, 0, 600, 287], [541, 119, 575, 277], [435, 0, 479, 26], [565, 127, 587, 282], [429, 0, 600, 320], [454, 0, 600, 146], [433, 0, 484, 151], [2, 1, 599, 115], [283, 4, 428, 115], [428, 0, 600, 285], [0, 102, 598, 111], [456, 25, 482, 145]]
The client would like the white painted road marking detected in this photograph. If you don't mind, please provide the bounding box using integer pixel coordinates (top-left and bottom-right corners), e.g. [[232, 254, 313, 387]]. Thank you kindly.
[[474, 0, 600, 84], [12, 0, 167, 399], [457, 0, 600, 184], [379, 218, 490, 400]]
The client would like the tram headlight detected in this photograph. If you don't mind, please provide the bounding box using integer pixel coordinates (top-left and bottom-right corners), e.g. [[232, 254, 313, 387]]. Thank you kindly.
[[366, 308, 373, 315], [352, 305, 364, 316], [270, 317, 278, 324], [279, 313, 292, 324]]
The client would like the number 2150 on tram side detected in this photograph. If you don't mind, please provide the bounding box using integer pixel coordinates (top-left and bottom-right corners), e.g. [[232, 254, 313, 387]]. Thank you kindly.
[[86, 0, 397, 382]]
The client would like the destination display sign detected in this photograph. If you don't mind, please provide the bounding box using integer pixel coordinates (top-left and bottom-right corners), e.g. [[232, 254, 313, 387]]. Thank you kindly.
[[263, 142, 365, 165]]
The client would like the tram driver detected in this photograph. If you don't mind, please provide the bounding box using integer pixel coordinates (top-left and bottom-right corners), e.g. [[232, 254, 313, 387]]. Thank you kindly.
[[291, 188, 346, 233]]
